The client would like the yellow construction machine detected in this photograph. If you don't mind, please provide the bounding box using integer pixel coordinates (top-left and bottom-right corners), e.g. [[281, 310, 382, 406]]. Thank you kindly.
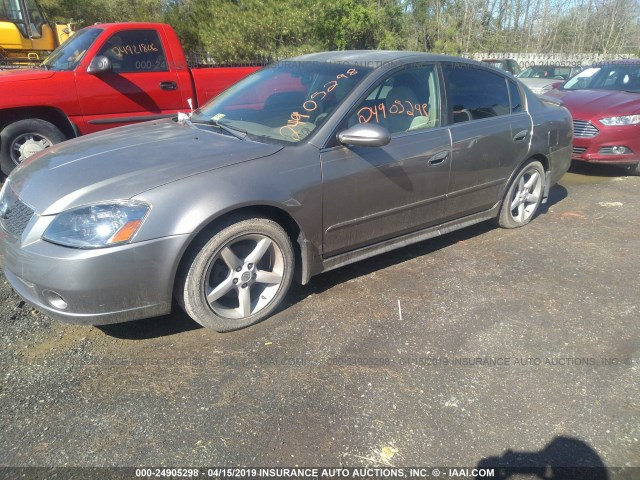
[[1, 0, 74, 67]]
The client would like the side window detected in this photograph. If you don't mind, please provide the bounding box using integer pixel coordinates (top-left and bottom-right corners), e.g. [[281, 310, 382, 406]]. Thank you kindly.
[[601, 70, 618, 88], [2, 0, 27, 37], [96, 30, 167, 73], [25, 0, 45, 37], [446, 65, 511, 123], [598, 67, 640, 90], [347, 65, 441, 135], [508, 80, 523, 113]]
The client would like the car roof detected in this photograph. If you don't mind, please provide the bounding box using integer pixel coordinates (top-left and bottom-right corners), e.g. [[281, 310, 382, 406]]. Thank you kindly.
[[287, 50, 479, 68], [524, 64, 578, 68]]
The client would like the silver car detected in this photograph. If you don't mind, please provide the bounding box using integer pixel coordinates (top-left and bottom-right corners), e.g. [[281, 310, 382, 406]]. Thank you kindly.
[[517, 65, 584, 95], [0, 52, 572, 331]]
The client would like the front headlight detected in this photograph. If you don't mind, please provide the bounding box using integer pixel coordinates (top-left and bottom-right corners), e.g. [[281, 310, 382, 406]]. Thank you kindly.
[[0, 180, 10, 217], [42, 201, 150, 249], [599, 115, 640, 126]]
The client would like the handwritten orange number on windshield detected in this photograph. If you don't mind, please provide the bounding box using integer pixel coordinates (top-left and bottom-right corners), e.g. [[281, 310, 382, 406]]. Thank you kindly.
[[324, 80, 338, 92], [303, 100, 317, 112], [283, 69, 360, 137]]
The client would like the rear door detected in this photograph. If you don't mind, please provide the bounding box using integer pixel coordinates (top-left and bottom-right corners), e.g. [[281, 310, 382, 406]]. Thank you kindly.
[[75, 27, 183, 134], [321, 64, 451, 257], [442, 63, 531, 221]]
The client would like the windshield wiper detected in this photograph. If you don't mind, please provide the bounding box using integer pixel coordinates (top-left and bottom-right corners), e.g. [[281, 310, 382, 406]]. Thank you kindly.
[[211, 120, 248, 140], [192, 119, 247, 140]]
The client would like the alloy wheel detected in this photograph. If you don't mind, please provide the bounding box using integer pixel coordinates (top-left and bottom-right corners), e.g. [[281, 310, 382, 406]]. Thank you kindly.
[[509, 168, 543, 224], [204, 234, 285, 320]]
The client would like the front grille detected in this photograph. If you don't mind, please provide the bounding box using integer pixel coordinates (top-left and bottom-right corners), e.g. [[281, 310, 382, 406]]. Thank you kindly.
[[572, 146, 587, 155], [573, 120, 599, 138], [1, 195, 34, 238]]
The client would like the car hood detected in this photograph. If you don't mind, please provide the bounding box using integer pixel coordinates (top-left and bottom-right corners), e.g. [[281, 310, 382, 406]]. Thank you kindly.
[[0, 68, 56, 83], [8, 119, 283, 215], [546, 89, 640, 119]]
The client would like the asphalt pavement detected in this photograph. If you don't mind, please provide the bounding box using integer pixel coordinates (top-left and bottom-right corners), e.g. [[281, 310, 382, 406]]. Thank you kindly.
[[0, 163, 638, 478]]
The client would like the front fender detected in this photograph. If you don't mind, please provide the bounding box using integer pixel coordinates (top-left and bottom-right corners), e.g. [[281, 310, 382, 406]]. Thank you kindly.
[[132, 144, 323, 283]]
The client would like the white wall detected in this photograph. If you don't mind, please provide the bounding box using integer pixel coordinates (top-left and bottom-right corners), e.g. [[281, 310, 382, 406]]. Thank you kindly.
[[463, 52, 637, 67]]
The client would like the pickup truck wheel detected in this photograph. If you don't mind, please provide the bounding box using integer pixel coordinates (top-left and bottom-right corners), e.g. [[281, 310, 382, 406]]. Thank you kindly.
[[176, 217, 294, 332], [0, 119, 66, 176], [497, 160, 545, 228]]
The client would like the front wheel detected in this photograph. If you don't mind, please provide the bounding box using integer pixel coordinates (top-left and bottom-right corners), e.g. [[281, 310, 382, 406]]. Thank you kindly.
[[625, 162, 640, 176], [497, 160, 545, 228], [176, 216, 295, 332], [0, 119, 66, 176]]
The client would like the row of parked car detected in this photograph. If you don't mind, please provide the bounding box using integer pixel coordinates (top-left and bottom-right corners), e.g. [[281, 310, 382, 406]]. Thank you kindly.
[[483, 58, 640, 175]]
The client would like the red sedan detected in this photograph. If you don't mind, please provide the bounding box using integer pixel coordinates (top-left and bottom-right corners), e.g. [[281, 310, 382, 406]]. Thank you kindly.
[[547, 60, 640, 174]]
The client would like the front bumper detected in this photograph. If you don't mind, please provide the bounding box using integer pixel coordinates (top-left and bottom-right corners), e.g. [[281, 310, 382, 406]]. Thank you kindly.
[[0, 228, 189, 325], [572, 121, 640, 166]]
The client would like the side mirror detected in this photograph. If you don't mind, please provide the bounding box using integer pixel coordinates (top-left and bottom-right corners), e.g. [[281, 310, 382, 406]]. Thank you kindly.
[[87, 55, 112, 75], [338, 123, 391, 148]]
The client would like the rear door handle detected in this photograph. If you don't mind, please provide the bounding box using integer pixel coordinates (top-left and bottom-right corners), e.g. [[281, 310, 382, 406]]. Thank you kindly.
[[428, 150, 449, 166], [513, 130, 528, 142], [160, 81, 178, 91]]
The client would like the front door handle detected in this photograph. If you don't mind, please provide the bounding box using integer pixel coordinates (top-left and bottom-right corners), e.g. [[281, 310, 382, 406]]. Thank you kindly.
[[160, 81, 178, 91], [428, 150, 449, 166], [513, 130, 528, 142]]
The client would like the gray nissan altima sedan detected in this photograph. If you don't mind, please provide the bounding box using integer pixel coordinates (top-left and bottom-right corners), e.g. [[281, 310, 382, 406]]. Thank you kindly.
[[0, 51, 572, 331]]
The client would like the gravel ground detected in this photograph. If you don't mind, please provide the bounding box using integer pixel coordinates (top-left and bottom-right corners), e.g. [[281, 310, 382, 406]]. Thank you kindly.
[[0, 164, 639, 478]]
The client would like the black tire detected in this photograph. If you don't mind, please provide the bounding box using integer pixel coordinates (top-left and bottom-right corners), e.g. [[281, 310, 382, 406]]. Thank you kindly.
[[176, 216, 295, 332], [497, 160, 545, 228], [626, 163, 640, 176], [0, 119, 66, 176]]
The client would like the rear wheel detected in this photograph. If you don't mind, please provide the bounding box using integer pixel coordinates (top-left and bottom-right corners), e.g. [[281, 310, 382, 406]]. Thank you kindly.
[[0, 119, 66, 176], [497, 160, 545, 228], [176, 216, 294, 332]]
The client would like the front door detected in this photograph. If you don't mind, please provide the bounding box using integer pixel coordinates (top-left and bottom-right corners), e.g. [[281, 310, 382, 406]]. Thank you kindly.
[[321, 64, 451, 257], [75, 28, 183, 134]]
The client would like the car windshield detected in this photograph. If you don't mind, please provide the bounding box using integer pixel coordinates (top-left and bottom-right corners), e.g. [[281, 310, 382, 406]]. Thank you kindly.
[[562, 64, 640, 92], [42, 27, 103, 71], [518, 66, 573, 80], [192, 61, 373, 144]]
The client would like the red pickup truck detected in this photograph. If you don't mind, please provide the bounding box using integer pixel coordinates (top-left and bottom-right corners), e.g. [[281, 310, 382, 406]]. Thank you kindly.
[[0, 22, 259, 175]]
